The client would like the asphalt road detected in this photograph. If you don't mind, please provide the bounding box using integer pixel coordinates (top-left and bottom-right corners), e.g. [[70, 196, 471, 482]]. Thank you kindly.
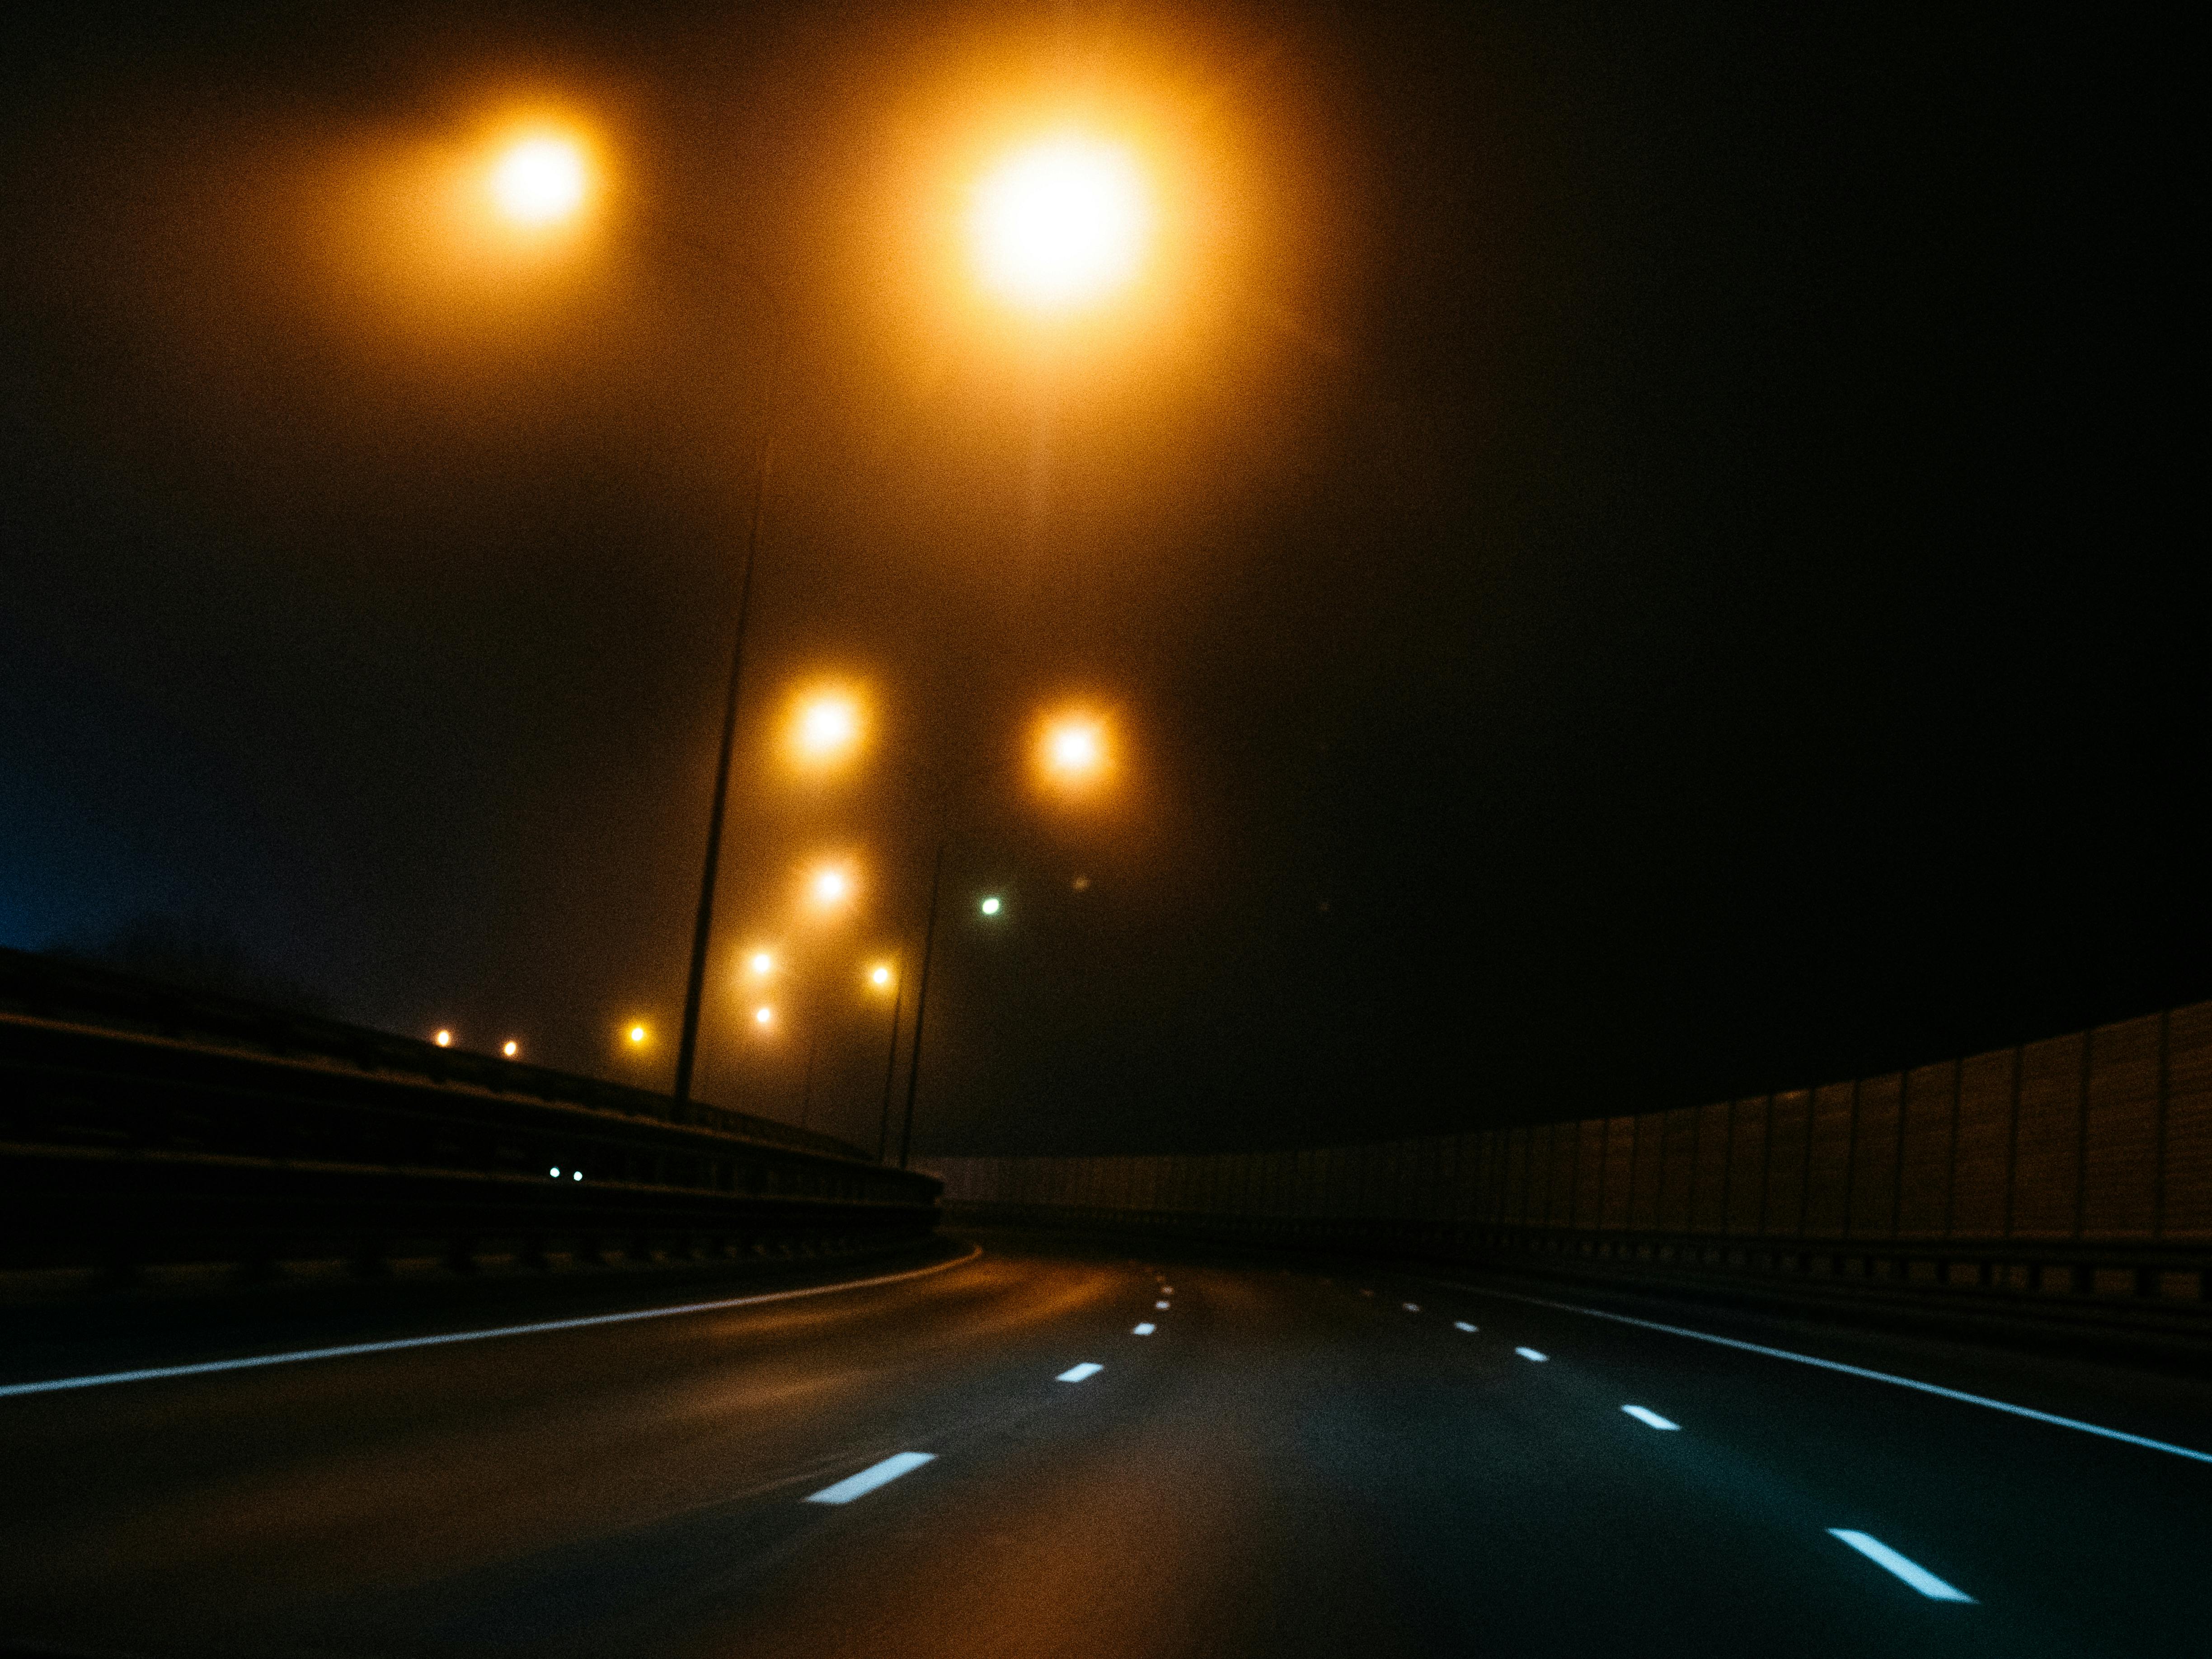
[[1, 1236, 2206, 1658]]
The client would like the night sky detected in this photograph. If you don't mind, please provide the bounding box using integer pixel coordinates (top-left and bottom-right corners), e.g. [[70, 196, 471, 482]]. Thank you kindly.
[[1, 3, 2197, 1157]]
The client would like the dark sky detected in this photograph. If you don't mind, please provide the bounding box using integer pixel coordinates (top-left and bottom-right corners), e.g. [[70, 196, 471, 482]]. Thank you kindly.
[[1, 3, 2197, 1156]]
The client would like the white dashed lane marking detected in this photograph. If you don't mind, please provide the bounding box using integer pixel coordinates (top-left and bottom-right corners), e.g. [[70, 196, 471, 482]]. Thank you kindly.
[[1621, 1405, 1679, 1430], [1515, 1347, 1548, 1363], [1057, 1363, 1104, 1383], [1828, 1531, 1975, 1603], [1453, 1321, 1477, 1333], [1133, 1323, 1155, 1335], [805, 1452, 935, 1505]]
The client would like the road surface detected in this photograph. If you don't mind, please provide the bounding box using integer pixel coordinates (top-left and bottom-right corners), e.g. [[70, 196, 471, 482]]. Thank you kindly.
[[1, 1236, 2206, 1657]]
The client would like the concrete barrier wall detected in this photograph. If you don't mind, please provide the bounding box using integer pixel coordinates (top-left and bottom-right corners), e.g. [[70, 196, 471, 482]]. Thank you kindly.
[[935, 1001, 2212, 1245]]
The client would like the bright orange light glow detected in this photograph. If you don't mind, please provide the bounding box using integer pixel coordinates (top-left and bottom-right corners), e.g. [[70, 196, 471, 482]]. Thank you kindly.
[[502, 1040, 519, 1058], [749, 950, 775, 976], [815, 869, 849, 903], [754, 1005, 774, 1027], [971, 136, 1150, 312], [490, 134, 588, 226], [1036, 709, 1114, 791], [784, 682, 868, 772], [628, 1024, 647, 1045], [869, 963, 894, 989], [434, 1029, 452, 1048]]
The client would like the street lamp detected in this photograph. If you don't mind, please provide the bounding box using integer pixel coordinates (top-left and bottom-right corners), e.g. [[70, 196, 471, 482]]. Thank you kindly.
[[971, 136, 1152, 313], [488, 133, 590, 228]]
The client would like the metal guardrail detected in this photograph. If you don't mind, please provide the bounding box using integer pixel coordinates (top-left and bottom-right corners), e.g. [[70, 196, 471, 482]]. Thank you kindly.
[[944, 1201, 2212, 1348], [0, 947, 940, 1283]]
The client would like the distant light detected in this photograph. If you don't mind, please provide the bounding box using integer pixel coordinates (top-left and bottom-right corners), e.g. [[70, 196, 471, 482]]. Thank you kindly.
[[750, 951, 774, 975], [870, 964, 892, 987], [816, 869, 848, 903], [980, 896, 1001, 916], [1071, 874, 1091, 892], [490, 135, 587, 226], [972, 137, 1150, 312], [502, 1040, 518, 1058], [573, 1170, 582, 1181], [628, 1025, 647, 1044], [1036, 710, 1113, 793], [755, 1006, 774, 1026], [549, 1166, 560, 1178], [434, 1029, 452, 1048]]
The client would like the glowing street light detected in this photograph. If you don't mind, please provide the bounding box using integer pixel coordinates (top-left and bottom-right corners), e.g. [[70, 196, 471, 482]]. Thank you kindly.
[[806, 860, 859, 916], [972, 136, 1151, 313], [748, 949, 775, 976], [502, 1040, 519, 1058], [627, 1023, 648, 1046], [869, 963, 894, 989], [434, 1029, 452, 1048], [786, 684, 866, 772], [489, 133, 589, 226], [753, 1005, 775, 1028], [1037, 709, 1113, 791], [980, 895, 1002, 916]]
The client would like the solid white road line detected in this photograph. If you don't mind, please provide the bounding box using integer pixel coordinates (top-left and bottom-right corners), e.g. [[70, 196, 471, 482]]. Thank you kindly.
[[1827, 1530, 1975, 1603], [1056, 1362, 1104, 1383], [1426, 1281, 2212, 1466], [1453, 1321, 1478, 1333], [805, 1452, 936, 1505], [1515, 1347, 1549, 1362], [1133, 1322, 1156, 1335], [0, 1245, 988, 1402], [1621, 1405, 1680, 1430]]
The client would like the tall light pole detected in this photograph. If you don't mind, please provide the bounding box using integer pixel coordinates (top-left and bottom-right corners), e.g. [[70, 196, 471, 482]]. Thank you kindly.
[[671, 332, 779, 1109], [896, 842, 945, 1170], [874, 967, 902, 1162]]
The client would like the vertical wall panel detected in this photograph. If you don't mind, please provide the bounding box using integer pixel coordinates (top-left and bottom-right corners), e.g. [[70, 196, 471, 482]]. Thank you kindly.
[[2082, 1015, 2160, 1239], [1630, 1114, 1665, 1230], [1849, 1074, 1902, 1238], [1726, 1098, 1769, 1235], [1691, 1100, 1731, 1233], [1545, 1122, 1578, 1227], [1896, 1062, 1957, 1239], [1949, 1049, 2015, 1237], [1763, 1089, 1811, 1236], [2163, 1003, 2212, 1239], [1804, 1081, 1855, 1237], [1572, 1119, 1605, 1226], [1602, 1116, 1637, 1229], [2012, 1033, 2086, 1238], [1658, 1108, 1697, 1231]]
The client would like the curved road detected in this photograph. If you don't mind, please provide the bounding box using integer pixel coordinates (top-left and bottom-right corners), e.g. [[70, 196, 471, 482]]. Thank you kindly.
[[1, 1236, 2206, 1657]]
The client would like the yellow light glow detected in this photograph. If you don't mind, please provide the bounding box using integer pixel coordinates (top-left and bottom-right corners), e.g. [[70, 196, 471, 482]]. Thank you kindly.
[[502, 1040, 519, 1058], [1037, 709, 1113, 791], [754, 1005, 774, 1027], [490, 134, 588, 226], [816, 869, 848, 903], [869, 963, 893, 988], [972, 136, 1150, 312], [784, 682, 868, 772], [750, 950, 774, 976], [628, 1024, 647, 1045], [434, 1029, 452, 1048]]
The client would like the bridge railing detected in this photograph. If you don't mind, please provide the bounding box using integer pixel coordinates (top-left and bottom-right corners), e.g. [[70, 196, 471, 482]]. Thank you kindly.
[[0, 947, 940, 1288]]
